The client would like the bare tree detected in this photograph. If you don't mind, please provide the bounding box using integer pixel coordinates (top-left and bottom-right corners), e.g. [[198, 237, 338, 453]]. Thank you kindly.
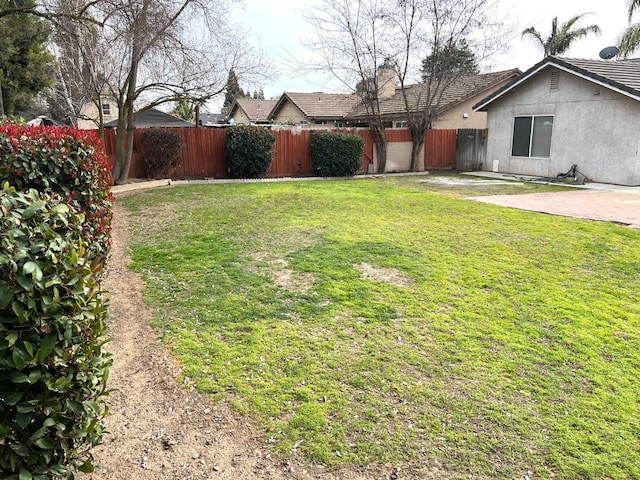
[[305, 0, 396, 173], [305, 0, 507, 173], [393, 0, 506, 171], [48, 0, 270, 184]]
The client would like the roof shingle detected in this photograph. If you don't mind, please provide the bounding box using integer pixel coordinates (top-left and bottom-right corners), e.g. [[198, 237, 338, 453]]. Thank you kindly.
[[347, 69, 520, 119], [474, 56, 640, 111]]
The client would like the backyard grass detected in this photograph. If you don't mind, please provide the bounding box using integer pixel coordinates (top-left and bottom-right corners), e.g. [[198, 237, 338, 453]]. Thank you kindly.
[[120, 176, 640, 479]]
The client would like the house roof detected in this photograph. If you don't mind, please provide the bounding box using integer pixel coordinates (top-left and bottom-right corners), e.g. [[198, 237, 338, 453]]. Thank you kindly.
[[103, 108, 195, 128], [474, 56, 640, 111], [199, 113, 225, 126], [347, 69, 521, 119], [269, 92, 361, 121], [230, 98, 277, 122]]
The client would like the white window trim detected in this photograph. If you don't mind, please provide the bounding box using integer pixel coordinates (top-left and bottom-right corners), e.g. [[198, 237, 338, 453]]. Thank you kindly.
[[512, 114, 554, 159]]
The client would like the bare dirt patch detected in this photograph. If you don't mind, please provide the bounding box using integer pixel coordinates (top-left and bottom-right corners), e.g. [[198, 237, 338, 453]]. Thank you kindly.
[[250, 252, 315, 293], [356, 262, 414, 288], [80, 201, 408, 480]]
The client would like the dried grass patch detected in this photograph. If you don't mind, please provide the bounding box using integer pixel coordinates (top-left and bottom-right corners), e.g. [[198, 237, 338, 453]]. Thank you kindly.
[[355, 262, 414, 288]]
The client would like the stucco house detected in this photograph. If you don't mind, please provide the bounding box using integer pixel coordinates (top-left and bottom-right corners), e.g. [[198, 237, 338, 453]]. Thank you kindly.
[[77, 97, 118, 129], [268, 92, 360, 128], [103, 108, 194, 128], [346, 67, 521, 129], [474, 56, 640, 186], [228, 98, 277, 125]]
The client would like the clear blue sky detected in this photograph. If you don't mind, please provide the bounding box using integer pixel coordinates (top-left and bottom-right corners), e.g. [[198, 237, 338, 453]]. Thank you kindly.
[[229, 0, 629, 101]]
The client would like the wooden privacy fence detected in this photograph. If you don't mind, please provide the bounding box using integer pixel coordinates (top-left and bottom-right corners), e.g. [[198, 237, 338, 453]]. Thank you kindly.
[[456, 129, 488, 171], [100, 127, 471, 179]]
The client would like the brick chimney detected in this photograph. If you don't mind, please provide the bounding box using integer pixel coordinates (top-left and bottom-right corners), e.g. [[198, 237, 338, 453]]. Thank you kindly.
[[376, 60, 396, 100]]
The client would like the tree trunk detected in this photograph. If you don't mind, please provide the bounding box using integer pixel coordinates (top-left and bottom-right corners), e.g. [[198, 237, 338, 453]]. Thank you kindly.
[[113, 114, 127, 183], [0, 75, 5, 117], [370, 124, 387, 173], [410, 133, 426, 172]]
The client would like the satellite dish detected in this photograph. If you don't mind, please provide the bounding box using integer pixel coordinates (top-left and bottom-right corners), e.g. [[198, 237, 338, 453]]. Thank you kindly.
[[599, 46, 620, 60]]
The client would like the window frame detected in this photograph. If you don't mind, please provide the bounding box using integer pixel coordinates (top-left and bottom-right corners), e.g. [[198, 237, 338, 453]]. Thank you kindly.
[[511, 114, 554, 158], [101, 103, 111, 116]]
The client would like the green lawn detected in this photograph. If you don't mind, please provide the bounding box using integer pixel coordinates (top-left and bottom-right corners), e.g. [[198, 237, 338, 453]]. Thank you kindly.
[[120, 177, 640, 479]]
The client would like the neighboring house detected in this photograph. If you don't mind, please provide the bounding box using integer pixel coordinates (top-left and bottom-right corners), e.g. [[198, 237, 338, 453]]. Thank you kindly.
[[103, 107, 195, 128], [199, 112, 225, 126], [268, 92, 360, 128], [345, 66, 521, 129], [77, 98, 118, 129], [228, 98, 277, 125], [474, 56, 640, 186]]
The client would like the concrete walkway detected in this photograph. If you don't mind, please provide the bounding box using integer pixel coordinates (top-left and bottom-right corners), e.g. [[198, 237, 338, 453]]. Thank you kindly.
[[464, 172, 640, 229]]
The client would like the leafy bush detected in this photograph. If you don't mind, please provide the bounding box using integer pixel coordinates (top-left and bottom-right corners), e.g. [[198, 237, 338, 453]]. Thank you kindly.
[[225, 126, 275, 178], [0, 185, 111, 479], [310, 131, 365, 177], [140, 129, 183, 178], [0, 125, 113, 267]]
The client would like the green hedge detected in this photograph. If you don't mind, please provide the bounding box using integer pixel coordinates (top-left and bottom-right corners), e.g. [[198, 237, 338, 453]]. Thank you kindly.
[[0, 186, 111, 479], [225, 126, 275, 178], [0, 125, 113, 478], [140, 129, 183, 178], [0, 125, 113, 269], [310, 131, 364, 177]]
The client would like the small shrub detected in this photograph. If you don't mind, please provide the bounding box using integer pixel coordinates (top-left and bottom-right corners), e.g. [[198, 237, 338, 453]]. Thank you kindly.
[[0, 185, 111, 479], [225, 126, 275, 178], [140, 129, 183, 178], [310, 131, 365, 177], [0, 125, 113, 267]]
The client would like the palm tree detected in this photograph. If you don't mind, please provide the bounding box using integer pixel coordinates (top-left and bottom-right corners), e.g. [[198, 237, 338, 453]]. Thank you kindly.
[[619, 0, 640, 57], [522, 14, 601, 57]]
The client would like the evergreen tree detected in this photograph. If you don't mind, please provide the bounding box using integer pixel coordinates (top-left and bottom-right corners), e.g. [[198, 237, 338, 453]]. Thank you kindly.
[[223, 68, 242, 110], [173, 99, 196, 122], [0, 0, 56, 116], [420, 39, 479, 81]]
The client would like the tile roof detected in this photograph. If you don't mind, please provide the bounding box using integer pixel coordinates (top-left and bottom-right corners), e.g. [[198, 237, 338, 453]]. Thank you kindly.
[[271, 92, 361, 119], [347, 69, 520, 119], [474, 56, 640, 111], [234, 98, 278, 122]]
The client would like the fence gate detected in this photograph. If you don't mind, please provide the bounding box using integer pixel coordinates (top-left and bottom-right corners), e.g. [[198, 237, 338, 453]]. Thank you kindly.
[[456, 129, 487, 171], [424, 129, 457, 170]]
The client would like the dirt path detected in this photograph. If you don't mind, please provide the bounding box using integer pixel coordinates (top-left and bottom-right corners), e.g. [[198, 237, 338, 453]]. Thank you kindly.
[[80, 201, 394, 480]]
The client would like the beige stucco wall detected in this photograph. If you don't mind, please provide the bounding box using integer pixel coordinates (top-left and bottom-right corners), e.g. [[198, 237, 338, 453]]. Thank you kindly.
[[432, 78, 513, 129], [230, 107, 251, 125], [271, 101, 305, 124], [372, 141, 425, 173], [485, 67, 640, 185], [77, 99, 119, 129]]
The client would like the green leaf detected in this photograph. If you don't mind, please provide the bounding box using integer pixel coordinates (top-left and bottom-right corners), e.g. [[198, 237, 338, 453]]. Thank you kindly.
[[19, 468, 32, 480], [16, 412, 32, 430], [47, 465, 66, 476], [17, 403, 36, 413], [10, 371, 30, 383], [65, 400, 84, 414], [0, 281, 14, 309], [0, 387, 23, 405], [34, 437, 54, 449], [22, 201, 45, 220], [23, 262, 43, 282], [77, 461, 94, 473], [23, 341, 34, 358], [35, 334, 56, 363], [12, 344, 31, 370], [9, 443, 31, 457], [15, 274, 33, 292]]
